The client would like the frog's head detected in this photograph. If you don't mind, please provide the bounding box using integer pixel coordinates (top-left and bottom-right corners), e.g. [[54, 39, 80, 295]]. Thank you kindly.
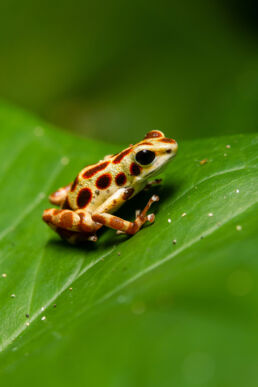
[[131, 130, 178, 180]]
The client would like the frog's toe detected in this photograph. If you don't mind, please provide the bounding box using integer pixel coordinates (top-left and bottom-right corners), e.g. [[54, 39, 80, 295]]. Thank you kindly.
[[116, 230, 125, 235], [151, 194, 159, 202], [147, 213, 155, 223], [135, 209, 141, 217], [88, 234, 98, 242]]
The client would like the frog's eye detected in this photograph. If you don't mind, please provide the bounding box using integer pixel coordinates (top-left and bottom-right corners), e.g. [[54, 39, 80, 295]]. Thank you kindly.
[[135, 150, 155, 165]]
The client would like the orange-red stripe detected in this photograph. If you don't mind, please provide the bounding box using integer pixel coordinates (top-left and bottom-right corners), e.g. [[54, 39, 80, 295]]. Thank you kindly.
[[83, 161, 109, 179], [113, 148, 132, 164]]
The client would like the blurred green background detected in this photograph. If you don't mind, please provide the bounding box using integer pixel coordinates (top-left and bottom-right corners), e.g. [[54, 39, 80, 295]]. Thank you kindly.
[[0, 2, 258, 385], [0, 0, 257, 143]]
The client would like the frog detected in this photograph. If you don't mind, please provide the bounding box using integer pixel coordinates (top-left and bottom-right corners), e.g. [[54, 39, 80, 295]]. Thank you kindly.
[[42, 130, 178, 243]]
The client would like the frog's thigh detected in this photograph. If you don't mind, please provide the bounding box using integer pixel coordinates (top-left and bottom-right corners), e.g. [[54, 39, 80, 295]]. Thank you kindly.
[[49, 183, 71, 206], [43, 208, 100, 233], [92, 189, 159, 235], [43, 208, 81, 231]]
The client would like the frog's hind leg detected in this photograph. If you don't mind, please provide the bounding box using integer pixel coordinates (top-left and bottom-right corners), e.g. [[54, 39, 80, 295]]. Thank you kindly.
[[43, 208, 81, 231], [49, 183, 71, 206], [48, 225, 97, 244], [42, 208, 99, 243]]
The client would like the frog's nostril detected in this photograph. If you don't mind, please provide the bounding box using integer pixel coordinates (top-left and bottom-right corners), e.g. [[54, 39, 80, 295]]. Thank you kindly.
[[166, 149, 172, 154]]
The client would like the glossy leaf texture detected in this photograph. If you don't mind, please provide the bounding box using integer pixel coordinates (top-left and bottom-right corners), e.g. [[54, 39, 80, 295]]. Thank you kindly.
[[0, 102, 257, 387]]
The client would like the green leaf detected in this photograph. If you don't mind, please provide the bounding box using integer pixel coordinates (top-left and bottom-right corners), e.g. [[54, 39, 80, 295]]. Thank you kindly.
[[0, 102, 257, 387]]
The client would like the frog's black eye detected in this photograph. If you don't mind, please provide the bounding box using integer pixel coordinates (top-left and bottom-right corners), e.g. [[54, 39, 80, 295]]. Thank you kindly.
[[135, 149, 155, 165]]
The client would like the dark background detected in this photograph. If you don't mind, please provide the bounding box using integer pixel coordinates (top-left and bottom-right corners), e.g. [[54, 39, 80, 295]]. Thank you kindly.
[[0, 0, 257, 143]]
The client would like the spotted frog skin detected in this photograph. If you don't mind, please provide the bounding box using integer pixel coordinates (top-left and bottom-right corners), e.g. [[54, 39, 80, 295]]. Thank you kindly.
[[42, 130, 178, 243]]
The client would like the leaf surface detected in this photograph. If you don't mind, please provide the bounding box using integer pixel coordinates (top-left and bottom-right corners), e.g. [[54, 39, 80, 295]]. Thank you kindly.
[[0, 103, 257, 387]]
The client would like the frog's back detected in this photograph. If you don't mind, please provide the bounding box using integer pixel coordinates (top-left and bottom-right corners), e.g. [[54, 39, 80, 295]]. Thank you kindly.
[[67, 158, 131, 212]]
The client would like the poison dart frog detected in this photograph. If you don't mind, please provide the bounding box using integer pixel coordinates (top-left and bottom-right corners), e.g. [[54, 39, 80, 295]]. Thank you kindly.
[[42, 130, 178, 243]]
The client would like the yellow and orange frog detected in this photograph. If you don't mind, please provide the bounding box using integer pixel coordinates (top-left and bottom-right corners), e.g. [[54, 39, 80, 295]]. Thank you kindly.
[[43, 130, 178, 243]]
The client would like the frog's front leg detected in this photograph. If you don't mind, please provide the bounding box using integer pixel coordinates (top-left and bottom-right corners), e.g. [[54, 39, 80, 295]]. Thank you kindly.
[[49, 183, 72, 206], [92, 189, 159, 235], [144, 178, 162, 190]]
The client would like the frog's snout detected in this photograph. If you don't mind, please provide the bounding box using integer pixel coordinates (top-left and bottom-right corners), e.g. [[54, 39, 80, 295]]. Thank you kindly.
[[166, 140, 178, 156], [171, 140, 178, 154]]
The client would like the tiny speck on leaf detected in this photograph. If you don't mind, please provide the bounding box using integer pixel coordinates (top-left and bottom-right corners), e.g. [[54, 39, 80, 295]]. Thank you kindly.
[[41, 316, 46, 321], [181, 212, 187, 217], [168, 218, 172, 223], [26, 314, 29, 318], [2, 273, 7, 278], [200, 159, 208, 166], [38, 192, 46, 200], [60, 156, 70, 166], [235, 189, 240, 194], [69, 287, 73, 291], [26, 322, 30, 327], [208, 213, 214, 217], [117, 295, 127, 304], [173, 239, 177, 245], [226, 144, 231, 149], [131, 301, 146, 315], [34, 127, 44, 137], [117, 252, 121, 256], [227, 270, 252, 296], [236, 225, 242, 231], [10, 294, 16, 298], [53, 304, 57, 308]]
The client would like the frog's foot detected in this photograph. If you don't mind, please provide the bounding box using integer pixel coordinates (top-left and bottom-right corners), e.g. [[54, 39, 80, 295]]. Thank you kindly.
[[93, 195, 159, 236], [52, 226, 98, 244], [126, 194, 159, 235], [117, 205, 154, 235], [144, 179, 162, 190]]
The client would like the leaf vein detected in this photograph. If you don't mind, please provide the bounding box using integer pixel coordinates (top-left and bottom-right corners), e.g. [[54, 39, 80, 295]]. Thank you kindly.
[[0, 247, 114, 352], [95, 200, 258, 306], [0, 161, 64, 242]]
